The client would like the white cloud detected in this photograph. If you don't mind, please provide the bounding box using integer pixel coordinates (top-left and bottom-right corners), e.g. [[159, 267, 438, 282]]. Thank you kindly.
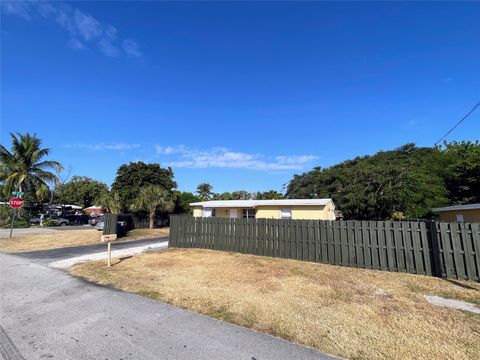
[[37, 2, 57, 18], [105, 25, 118, 40], [63, 143, 141, 151], [3, 1, 142, 58], [68, 38, 86, 51], [2, 1, 31, 20], [98, 37, 119, 57], [155, 145, 188, 155], [155, 145, 318, 171], [275, 155, 318, 165], [74, 9, 102, 41], [123, 39, 142, 58]]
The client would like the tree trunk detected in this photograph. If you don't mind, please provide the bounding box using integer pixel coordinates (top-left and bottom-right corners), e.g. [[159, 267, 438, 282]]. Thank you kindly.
[[149, 210, 155, 229]]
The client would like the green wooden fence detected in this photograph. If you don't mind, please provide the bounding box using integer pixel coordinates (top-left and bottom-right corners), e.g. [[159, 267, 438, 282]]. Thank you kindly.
[[103, 214, 118, 235], [169, 215, 480, 281]]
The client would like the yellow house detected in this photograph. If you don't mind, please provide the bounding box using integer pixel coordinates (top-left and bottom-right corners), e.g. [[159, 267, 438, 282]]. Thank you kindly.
[[190, 199, 336, 220], [432, 203, 480, 223]]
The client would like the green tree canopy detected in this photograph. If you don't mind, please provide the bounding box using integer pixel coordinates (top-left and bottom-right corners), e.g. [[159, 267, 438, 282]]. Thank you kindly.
[[173, 191, 201, 214], [196, 183, 214, 200], [286, 143, 453, 220], [111, 162, 177, 212], [97, 190, 122, 214], [441, 141, 480, 204], [0, 133, 63, 202], [54, 176, 108, 208], [255, 190, 284, 200], [213, 192, 233, 200], [131, 185, 174, 228], [231, 190, 252, 200]]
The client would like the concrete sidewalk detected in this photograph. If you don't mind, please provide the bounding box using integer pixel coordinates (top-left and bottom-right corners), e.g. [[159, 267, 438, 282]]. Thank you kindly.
[[0, 253, 337, 360]]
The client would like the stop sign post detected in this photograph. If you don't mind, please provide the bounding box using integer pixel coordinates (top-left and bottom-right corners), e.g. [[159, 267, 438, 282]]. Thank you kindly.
[[8, 197, 24, 238]]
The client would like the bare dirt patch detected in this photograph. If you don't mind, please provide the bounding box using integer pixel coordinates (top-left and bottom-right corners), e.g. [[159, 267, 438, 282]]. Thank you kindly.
[[0, 228, 169, 253], [71, 248, 480, 360]]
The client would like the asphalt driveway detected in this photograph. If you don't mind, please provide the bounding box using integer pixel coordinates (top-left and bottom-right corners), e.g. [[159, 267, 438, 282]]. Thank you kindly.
[[15, 237, 168, 264], [0, 252, 337, 360]]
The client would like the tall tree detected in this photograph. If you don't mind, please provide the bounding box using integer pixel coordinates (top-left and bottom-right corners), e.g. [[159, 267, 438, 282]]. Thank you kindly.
[[55, 176, 108, 208], [111, 162, 177, 212], [196, 183, 214, 200], [231, 190, 252, 200], [255, 190, 284, 200], [97, 190, 122, 214], [441, 141, 480, 204], [0, 133, 63, 201], [286, 144, 448, 220], [131, 185, 174, 229], [173, 191, 200, 214], [213, 192, 233, 200]]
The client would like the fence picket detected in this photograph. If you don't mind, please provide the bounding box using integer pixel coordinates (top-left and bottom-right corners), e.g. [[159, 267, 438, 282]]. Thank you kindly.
[[439, 222, 453, 278], [411, 222, 423, 275], [460, 223, 473, 280], [419, 222, 432, 276], [377, 221, 387, 270], [450, 223, 465, 279], [470, 223, 480, 281]]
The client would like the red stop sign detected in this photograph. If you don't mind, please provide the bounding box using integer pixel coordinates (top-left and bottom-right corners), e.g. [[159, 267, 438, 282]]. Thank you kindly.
[[9, 197, 24, 209]]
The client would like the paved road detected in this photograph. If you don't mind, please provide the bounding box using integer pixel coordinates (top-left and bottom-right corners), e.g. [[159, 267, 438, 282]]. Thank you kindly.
[[0, 253, 337, 360], [16, 237, 168, 264]]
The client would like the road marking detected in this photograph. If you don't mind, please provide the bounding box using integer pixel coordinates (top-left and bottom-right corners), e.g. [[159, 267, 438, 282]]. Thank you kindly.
[[0, 325, 26, 360], [49, 242, 169, 269]]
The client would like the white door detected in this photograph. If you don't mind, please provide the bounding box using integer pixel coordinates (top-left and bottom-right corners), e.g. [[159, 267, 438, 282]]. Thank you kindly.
[[230, 209, 238, 219]]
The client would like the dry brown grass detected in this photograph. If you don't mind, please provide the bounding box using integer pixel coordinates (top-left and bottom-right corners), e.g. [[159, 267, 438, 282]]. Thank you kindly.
[[71, 248, 480, 360], [0, 228, 169, 253]]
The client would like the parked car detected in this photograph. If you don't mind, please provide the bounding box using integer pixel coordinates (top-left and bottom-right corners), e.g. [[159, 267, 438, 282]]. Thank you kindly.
[[95, 219, 104, 231], [88, 215, 104, 226], [29, 214, 70, 226], [95, 219, 127, 235]]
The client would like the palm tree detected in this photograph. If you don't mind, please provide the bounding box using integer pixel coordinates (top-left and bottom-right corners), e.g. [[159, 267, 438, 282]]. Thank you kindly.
[[131, 185, 174, 229], [196, 183, 213, 200], [0, 133, 63, 200], [97, 190, 123, 214]]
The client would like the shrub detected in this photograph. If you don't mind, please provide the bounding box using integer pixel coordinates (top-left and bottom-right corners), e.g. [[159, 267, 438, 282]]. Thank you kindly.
[[42, 219, 57, 227], [391, 211, 407, 220], [1, 219, 30, 229]]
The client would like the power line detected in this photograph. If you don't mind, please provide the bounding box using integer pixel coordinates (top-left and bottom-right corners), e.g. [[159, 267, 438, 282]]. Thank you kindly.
[[434, 100, 480, 146]]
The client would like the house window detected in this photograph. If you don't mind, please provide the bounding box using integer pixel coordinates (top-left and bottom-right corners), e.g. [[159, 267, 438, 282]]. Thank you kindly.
[[211, 209, 216, 218], [456, 214, 464, 222], [203, 208, 213, 217], [242, 209, 256, 219], [281, 208, 292, 219]]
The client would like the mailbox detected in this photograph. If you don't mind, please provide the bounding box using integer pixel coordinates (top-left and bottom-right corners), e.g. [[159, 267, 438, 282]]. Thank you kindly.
[[101, 234, 118, 243]]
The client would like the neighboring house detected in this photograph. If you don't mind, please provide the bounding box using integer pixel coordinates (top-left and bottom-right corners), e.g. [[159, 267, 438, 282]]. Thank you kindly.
[[432, 203, 480, 223], [190, 199, 336, 220]]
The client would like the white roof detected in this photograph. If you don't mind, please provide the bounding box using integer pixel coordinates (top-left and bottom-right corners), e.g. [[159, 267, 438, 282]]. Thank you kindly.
[[47, 204, 82, 209], [190, 199, 333, 208], [432, 203, 480, 212]]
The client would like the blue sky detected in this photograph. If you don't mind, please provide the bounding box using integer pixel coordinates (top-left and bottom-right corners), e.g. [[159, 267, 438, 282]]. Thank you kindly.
[[2, 1, 479, 194]]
